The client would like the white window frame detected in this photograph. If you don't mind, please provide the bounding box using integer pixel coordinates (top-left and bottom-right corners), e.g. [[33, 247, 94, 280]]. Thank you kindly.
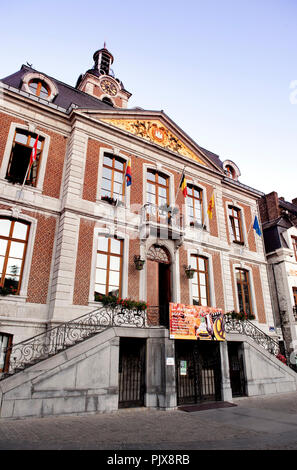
[[225, 201, 248, 247], [187, 249, 215, 307], [232, 263, 258, 320], [0, 210, 37, 301], [143, 163, 175, 208], [185, 180, 209, 231], [88, 226, 129, 304], [97, 147, 131, 208], [0, 123, 50, 194], [21, 72, 58, 102]]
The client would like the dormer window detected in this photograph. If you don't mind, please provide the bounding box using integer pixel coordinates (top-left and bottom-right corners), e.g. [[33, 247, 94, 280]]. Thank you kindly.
[[222, 160, 240, 181], [102, 97, 113, 106], [28, 79, 50, 98], [225, 165, 235, 179], [21, 72, 58, 102]]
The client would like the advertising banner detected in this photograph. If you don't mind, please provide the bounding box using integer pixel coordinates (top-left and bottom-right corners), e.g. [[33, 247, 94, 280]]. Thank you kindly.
[[169, 302, 225, 341]]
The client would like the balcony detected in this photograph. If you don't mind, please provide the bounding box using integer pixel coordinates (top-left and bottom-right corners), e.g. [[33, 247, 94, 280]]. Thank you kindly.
[[140, 203, 184, 241]]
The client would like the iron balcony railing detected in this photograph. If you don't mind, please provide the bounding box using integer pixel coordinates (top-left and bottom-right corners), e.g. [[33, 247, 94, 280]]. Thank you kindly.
[[141, 203, 184, 232], [225, 316, 280, 356], [0, 305, 147, 380]]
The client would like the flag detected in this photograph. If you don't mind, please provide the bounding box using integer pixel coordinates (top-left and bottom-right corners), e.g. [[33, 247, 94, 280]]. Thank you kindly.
[[207, 192, 215, 220], [179, 173, 187, 197], [125, 159, 132, 186], [253, 215, 262, 236], [30, 135, 39, 167]]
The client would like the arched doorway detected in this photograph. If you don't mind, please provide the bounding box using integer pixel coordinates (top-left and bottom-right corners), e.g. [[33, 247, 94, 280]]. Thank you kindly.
[[146, 244, 171, 327]]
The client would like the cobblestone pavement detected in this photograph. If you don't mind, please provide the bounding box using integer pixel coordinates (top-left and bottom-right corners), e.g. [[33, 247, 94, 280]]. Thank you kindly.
[[0, 392, 297, 450]]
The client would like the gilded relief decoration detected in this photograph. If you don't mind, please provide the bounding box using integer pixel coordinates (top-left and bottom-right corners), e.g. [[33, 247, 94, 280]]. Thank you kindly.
[[101, 119, 206, 165]]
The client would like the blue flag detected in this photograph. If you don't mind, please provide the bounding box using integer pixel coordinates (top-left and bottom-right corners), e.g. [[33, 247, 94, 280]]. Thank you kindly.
[[253, 215, 261, 236]]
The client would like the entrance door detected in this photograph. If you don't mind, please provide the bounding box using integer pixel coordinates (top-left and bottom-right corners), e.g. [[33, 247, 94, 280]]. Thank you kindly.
[[175, 340, 222, 405], [146, 244, 171, 327], [118, 338, 146, 408], [228, 342, 246, 397]]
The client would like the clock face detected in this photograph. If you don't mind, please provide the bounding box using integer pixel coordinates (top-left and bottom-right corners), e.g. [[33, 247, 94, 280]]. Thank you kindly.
[[101, 79, 117, 96]]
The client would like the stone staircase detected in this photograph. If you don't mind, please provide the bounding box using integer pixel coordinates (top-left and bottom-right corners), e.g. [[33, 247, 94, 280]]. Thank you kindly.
[[0, 305, 147, 380]]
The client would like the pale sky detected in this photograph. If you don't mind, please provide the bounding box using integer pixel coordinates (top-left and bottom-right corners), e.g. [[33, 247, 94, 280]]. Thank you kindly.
[[1, 0, 297, 202]]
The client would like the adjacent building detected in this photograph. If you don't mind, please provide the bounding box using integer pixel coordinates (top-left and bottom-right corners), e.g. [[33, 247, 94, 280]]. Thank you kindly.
[[259, 192, 297, 362]]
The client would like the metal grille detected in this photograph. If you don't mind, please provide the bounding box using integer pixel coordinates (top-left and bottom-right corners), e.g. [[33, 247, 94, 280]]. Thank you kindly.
[[176, 341, 221, 405], [228, 342, 246, 397], [118, 338, 146, 408]]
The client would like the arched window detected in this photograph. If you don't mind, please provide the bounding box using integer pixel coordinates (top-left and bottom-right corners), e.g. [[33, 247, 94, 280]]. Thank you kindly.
[[102, 97, 113, 106], [28, 79, 50, 98], [0, 218, 30, 294]]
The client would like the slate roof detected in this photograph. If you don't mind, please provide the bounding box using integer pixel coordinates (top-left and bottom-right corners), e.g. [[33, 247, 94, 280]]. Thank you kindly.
[[1, 65, 113, 111], [1, 65, 225, 171]]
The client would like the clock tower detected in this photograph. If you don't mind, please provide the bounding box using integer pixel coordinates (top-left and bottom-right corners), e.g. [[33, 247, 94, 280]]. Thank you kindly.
[[76, 44, 132, 108]]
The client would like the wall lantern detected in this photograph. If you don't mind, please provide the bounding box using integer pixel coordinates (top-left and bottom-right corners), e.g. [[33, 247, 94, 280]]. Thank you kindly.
[[134, 255, 146, 271], [184, 265, 195, 279]]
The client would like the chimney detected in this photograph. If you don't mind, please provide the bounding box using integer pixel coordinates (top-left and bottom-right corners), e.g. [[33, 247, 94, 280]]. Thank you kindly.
[[292, 197, 297, 206]]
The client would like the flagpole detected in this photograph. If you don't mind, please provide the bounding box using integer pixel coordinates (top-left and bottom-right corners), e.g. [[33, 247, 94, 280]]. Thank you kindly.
[[240, 212, 256, 256], [174, 165, 187, 206], [16, 134, 39, 201], [16, 161, 32, 201]]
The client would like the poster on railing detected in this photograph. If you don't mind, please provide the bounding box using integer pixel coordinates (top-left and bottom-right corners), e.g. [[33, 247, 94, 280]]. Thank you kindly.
[[169, 303, 226, 341]]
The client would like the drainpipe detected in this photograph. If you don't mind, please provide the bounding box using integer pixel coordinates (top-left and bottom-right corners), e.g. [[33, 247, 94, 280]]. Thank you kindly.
[[271, 262, 289, 357]]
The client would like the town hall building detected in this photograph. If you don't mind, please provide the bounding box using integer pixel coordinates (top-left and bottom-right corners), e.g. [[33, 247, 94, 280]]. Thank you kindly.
[[0, 46, 296, 419]]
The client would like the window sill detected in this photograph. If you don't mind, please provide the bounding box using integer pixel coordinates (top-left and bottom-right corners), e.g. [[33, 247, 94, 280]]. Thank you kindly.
[[232, 240, 244, 246], [0, 294, 27, 303], [98, 198, 127, 209], [0, 178, 42, 195]]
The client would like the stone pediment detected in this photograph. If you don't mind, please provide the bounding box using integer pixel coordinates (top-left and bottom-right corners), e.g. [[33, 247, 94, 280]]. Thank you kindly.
[[100, 118, 207, 166]]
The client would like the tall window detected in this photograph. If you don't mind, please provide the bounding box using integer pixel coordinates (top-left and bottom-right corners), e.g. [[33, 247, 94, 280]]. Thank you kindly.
[[292, 236, 297, 262], [236, 269, 252, 315], [0, 333, 13, 373], [0, 218, 29, 294], [94, 237, 123, 298], [101, 154, 126, 202], [187, 185, 203, 225], [5, 129, 44, 186], [146, 170, 169, 208], [190, 255, 210, 306], [228, 206, 244, 244], [28, 79, 50, 98]]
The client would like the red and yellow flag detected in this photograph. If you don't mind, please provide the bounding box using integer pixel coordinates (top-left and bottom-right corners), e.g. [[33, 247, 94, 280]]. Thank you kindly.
[[207, 192, 215, 220]]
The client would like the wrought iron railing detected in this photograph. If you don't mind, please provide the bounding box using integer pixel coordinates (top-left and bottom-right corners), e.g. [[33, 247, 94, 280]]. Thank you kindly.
[[0, 305, 147, 380], [141, 203, 184, 231], [225, 316, 280, 356]]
